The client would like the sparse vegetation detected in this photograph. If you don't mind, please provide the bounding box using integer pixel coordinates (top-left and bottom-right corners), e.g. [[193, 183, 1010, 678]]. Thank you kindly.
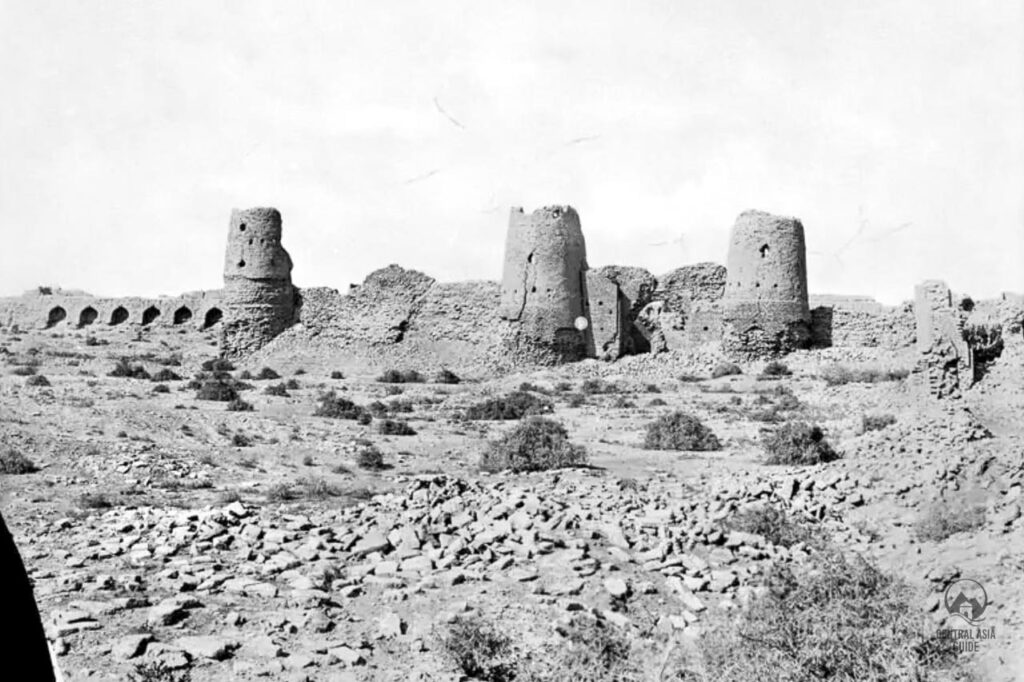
[[465, 391, 553, 420], [581, 378, 618, 394], [109, 357, 150, 380], [226, 398, 254, 412], [689, 549, 964, 682], [378, 419, 416, 436], [264, 383, 289, 397], [438, 616, 518, 682], [725, 505, 821, 548], [200, 358, 235, 372], [862, 413, 897, 432], [914, 499, 986, 542], [128, 660, 192, 682], [12, 364, 38, 376], [762, 421, 840, 465], [377, 369, 425, 384], [25, 374, 51, 387], [257, 367, 280, 380], [643, 411, 721, 451], [711, 361, 742, 378], [357, 446, 386, 470], [435, 368, 461, 384], [760, 360, 792, 377], [0, 449, 38, 474], [151, 368, 182, 382], [152, 383, 170, 393], [195, 374, 240, 402], [821, 364, 911, 386], [480, 417, 587, 473], [285, 378, 300, 390], [330, 370, 345, 380], [78, 492, 113, 509], [314, 391, 369, 421]]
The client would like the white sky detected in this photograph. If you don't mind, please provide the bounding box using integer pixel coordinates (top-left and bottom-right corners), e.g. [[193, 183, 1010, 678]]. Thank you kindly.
[[1, 0, 1022, 304]]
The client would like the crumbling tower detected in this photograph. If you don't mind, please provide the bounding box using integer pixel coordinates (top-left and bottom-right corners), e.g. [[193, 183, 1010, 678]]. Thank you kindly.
[[498, 205, 589, 364], [721, 210, 811, 358], [220, 207, 296, 357]]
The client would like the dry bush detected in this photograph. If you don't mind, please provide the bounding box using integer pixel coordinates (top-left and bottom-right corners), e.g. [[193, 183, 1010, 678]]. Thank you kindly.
[[330, 370, 345, 379], [711, 362, 742, 378], [822, 364, 910, 386], [151, 368, 182, 382], [438, 616, 518, 682], [152, 383, 170, 394], [0, 449, 38, 475], [760, 360, 792, 377], [195, 375, 239, 402], [914, 500, 986, 542], [25, 374, 51, 387], [643, 412, 721, 451], [200, 358, 235, 372], [377, 369, 425, 384], [725, 505, 821, 548], [256, 367, 280, 380], [226, 398, 254, 412], [357, 446, 386, 470], [264, 383, 289, 397], [435, 368, 461, 384], [378, 419, 416, 436], [465, 391, 553, 420], [109, 357, 150, 380], [314, 391, 369, 420], [581, 378, 619, 394], [481, 417, 587, 473], [685, 550, 967, 682], [862, 413, 897, 432], [762, 421, 840, 465]]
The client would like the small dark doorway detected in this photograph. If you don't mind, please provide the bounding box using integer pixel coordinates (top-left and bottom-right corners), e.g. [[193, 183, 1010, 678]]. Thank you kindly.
[[46, 307, 67, 328], [78, 307, 98, 327], [173, 306, 193, 325], [202, 308, 223, 329], [141, 306, 161, 325], [109, 307, 129, 325]]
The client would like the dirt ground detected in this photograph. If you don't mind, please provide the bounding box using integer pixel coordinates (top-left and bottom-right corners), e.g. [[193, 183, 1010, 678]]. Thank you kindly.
[[1, 322, 1021, 681]]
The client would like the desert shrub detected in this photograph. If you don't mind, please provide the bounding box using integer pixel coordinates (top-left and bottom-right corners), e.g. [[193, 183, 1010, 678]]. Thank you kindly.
[[357, 446, 386, 470], [438, 616, 518, 682], [914, 500, 986, 542], [314, 391, 368, 420], [480, 417, 587, 473], [725, 505, 821, 549], [330, 370, 345, 380], [711, 362, 742, 378], [25, 374, 50, 387], [293, 368, 306, 375], [109, 357, 150, 380], [648, 397, 667, 407], [231, 433, 251, 447], [689, 549, 964, 682], [226, 398, 254, 412], [435, 368, 461, 384], [366, 400, 388, 417], [378, 419, 416, 436], [285, 378, 300, 390], [821, 364, 911, 386], [581, 378, 618, 394], [84, 335, 105, 347], [152, 383, 170, 394], [678, 373, 704, 383], [644, 383, 661, 393], [257, 367, 280, 380], [195, 375, 239, 402], [388, 398, 414, 413], [128, 660, 192, 682], [762, 421, 840, 465], [566, 393, 586, 408], [554, 381, 572, 393], [538, 618, 639, 680], [299, 476, 341, 500], [643, 411, 721, 451], [151, 368, 181, 382], [760, 360, 792, 377], [12, 365, 38, 376], [78, 492, 112, 509], [0, 449, 38, 474], [200, 358, 235, 372], [612, 395, 635, 409], [862, 413, 897, 432], [465, 391, 553, 420], [357, 412, 372, 425], [237, 369, 253, 380], [266, 483, 296, 502], [264, 383, 289, 397], [377, 369, 425, 384]]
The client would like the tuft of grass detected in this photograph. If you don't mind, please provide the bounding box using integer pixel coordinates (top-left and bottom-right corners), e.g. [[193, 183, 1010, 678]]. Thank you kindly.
[[711, 362, 742, 378], [465, 391, 553, 420], [0, 449, 38, 474], [762, 421, 840, 465], [689, 549, 965, 682], [862, 413, 897, 433], [760, 361, 792, 378], [643, 411, 721, 451], [109, 357, 150, 380], [378, 419, 416, 436], [357, 446, 386, 471], [299, 476, 342, 500], [25, 374, 51, 387], [264, 383, 289, 397], [725, 505, 821, 548], [438, 616, 518, 682], [377, 369, 425, 384], [226, 398, 254, 412], [914, 500, 986, 542], [480, 417, 587, 473], [266, 483, 297, 502]]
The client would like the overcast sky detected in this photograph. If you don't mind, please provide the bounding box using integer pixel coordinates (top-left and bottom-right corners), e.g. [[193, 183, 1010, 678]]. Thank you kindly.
[[1, 0, 1021, 304]]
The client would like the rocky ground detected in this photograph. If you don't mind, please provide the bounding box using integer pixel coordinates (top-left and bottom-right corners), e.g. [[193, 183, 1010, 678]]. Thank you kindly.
[[1, 323, 1022, 681]]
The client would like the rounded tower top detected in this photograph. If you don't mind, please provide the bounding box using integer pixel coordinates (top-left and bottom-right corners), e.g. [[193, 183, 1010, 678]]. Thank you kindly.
[[723, 209, 808, 305], [223, 207, 293, 281]]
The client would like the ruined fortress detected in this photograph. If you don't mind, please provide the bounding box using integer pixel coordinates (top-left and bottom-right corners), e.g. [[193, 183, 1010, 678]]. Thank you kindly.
[[1, 205, 1020, 397]]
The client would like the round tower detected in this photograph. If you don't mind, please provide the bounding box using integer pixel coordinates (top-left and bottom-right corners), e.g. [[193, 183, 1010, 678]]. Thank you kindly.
[[721, 209, 811, 358], [498, 205, 589, 364], [221, 207, 296, 357]]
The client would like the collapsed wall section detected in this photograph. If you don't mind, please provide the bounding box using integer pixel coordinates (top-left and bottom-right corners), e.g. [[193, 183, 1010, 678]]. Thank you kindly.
[[914, 280, 972, 398], [721, 210, 811, 359], [220, 207, 296, 357]]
